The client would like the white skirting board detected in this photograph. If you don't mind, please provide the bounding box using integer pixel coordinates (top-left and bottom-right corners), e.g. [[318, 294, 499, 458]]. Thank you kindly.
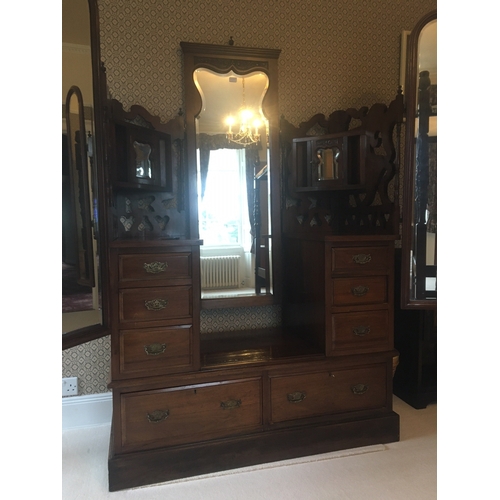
[[62, 392, 112, 430]]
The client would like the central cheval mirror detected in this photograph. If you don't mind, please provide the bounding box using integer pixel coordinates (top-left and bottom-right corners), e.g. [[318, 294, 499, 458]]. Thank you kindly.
[[181, 42, 282, 309]]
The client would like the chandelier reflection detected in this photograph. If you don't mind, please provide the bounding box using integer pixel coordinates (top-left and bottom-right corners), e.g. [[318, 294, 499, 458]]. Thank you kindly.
[[225, 78, 262, 146]]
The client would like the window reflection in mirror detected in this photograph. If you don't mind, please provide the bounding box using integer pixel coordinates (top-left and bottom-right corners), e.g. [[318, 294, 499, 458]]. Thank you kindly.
[[411, 19, 437, 300], [402, 13, 437, 306], [193, 69, 272, 299], [317, 147, 340, 180], [62, 0, 101, 333]]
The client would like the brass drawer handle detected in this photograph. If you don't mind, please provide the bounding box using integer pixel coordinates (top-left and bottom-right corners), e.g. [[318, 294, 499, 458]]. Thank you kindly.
[[352, 253, 372, 265], [353, 326, 371, 336], [144, 261, 168, 274], [351, 285, 369, 297], [144, 343, 166, 356], [220, 399, 242, 410], [351, 383, 369, 395], [287, 391, 306, 403], [147, 409, 170, 423], [144, 298, 168, 310]]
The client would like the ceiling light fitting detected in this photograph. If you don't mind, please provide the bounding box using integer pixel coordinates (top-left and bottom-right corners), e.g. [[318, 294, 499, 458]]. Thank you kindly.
[[225, 78, 262, 146]]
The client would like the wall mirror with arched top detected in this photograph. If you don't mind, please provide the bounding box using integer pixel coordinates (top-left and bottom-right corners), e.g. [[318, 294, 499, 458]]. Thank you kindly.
[[401, 10, 437, 309], [181, 42, 282, 309], [62, 0, 109, 349]]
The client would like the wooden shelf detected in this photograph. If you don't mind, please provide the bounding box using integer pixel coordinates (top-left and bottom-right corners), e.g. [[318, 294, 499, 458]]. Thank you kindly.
[[200, 327, 324, 368]]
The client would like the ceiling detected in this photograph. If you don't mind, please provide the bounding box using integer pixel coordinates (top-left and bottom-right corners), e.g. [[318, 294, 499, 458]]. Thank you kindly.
[[62, 0, 90, 46]]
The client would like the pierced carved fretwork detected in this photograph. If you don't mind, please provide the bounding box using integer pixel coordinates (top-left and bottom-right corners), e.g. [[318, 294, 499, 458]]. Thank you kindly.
[[281, 90, 404, 236]]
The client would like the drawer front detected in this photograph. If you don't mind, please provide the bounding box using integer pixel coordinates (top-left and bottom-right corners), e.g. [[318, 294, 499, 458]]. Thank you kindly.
[[119, 326, 192, 375], [332, 276, 387, 306], [119, 286, 192, 323], [330, 364, 387, 413], [331, 246, 390, 273], [332, 310, 389, 353], [121, 378, 262, 450], [270, 364, 387, 423], [118, 253, 192, 282], [270, 371, 336, 423]]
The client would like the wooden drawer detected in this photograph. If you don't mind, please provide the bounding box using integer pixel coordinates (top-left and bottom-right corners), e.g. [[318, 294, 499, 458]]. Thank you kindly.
[[332, 276, 387, 307], [118, 252, 192, 283], [270, 364, 387, 423], [119, 326, 192, 375], [120, 378, 262, 450], [331, 246, 390, 273], [119, 286, 192, 324], [332, 310, 390, 353]]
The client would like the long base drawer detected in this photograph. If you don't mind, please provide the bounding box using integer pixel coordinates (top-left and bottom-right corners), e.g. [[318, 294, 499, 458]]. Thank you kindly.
[[270, 364, 387, 423], [120, 378, 262, 451]]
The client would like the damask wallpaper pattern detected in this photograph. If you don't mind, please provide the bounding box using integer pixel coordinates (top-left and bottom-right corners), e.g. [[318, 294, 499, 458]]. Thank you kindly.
[[98, 0, 436, 126], [63, 0, 436, 396]]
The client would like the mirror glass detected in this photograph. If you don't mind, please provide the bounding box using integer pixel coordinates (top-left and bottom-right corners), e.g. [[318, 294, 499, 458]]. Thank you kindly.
[[193, 69, 272, 299], [62, 0, 101, 332], [65, 86, 95, 288], [401, 12, 437, 307], [317, 146, 340, 180]]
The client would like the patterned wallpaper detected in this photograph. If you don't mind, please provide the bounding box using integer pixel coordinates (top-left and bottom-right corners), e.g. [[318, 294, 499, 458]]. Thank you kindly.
[[62, 0, 436, 396], [98, 0, 436, 125]]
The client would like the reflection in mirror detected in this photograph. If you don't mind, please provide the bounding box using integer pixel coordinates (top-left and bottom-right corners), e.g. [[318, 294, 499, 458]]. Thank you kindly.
[[401, 10, 437, 308], [317, 147, 340, 180], [65, 86, 95, 288], [133, 141, 153, 179], [413, 19, 437, 300], [193, 69, 272, 299], [62, 0, 101, 334]]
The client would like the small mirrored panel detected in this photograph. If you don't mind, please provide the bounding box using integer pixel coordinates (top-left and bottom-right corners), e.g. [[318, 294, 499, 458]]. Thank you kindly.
[[316, 146, 340, 180], [133, 141, 153, 179], [193, 69, 272, 299]]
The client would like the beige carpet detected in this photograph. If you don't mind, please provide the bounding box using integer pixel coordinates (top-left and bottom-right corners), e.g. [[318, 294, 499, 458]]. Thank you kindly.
[[62, 396, 436, 499]]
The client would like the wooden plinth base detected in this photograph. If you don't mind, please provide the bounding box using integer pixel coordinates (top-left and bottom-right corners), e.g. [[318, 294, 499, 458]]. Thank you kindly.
[[108, 411, 399, 491]]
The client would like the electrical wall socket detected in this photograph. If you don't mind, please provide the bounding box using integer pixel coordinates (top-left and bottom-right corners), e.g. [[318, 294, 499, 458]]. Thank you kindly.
[[62, 377, 78, 397]]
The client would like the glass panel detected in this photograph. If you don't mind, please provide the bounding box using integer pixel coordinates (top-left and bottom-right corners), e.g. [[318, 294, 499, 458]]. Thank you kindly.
[[193, 69, 271, 298], [317, 146, 340, 180], [62, 0, 102, 333], [410, 19, 437, 301], [133, 140, 153, 179]]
